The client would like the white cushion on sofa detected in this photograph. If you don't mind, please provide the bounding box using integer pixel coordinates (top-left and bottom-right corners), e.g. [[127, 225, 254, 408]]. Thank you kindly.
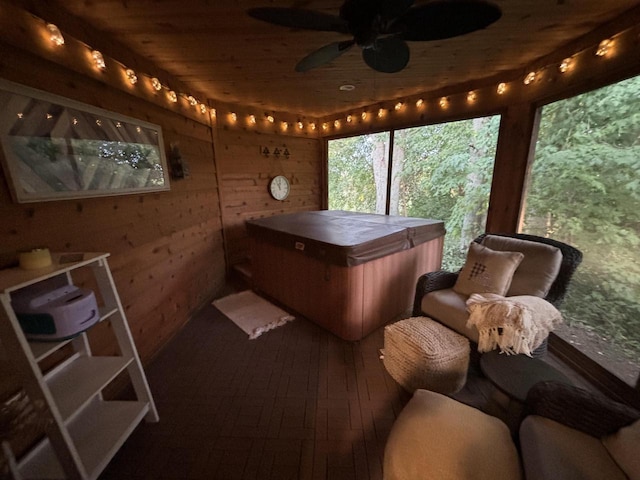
[[421, 288, 479, 342], [520, 415, 627, 480], [602, 418, 640, 480], [481, 235, 562, 298], [384, 389, 522, 480]]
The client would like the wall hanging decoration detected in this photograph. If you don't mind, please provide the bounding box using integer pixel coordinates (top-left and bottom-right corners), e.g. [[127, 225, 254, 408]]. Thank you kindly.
[[0, 79, 170, 203]]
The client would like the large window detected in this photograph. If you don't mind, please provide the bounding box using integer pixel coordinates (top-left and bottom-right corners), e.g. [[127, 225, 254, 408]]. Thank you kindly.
[[520, 75, 640, 386], [328, 116, 500, 269]]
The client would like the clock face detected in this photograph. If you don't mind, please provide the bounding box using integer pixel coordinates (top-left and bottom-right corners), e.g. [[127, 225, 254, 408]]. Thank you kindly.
[[269, 175, 290, 200]]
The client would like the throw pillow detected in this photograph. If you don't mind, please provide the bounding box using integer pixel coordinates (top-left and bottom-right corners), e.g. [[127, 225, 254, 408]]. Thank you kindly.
[[453, 242, 524, 296], [602, 418, 640, 479]]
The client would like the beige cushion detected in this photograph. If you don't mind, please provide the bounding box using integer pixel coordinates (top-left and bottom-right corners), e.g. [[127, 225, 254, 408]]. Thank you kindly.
[[520, 416, 627, 480], [421, 288, 479, 342], [453, 242, 524, 296], [384, 389, 522, 480], [602, 418, 640, 479], [482, 235, 562, 298]]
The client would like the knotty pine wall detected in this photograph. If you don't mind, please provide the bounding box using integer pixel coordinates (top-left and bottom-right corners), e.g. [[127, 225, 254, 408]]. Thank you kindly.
[[213, 107, 323, 268], [0, 40, 226, 396]]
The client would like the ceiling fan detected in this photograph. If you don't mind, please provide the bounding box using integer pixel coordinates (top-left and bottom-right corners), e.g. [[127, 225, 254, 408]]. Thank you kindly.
[[247, 0, 502, 73]]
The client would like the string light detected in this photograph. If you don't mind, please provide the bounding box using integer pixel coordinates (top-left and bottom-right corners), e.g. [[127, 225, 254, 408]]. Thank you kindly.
[[199, 103, 207, 114], [46, 23, 64, 46], [361, 111, 368, 121], [151, 77, 162, 91], [297, 121, 303, 129], [497, 82, 507, 95], [210, 108, 217, 118], [322, 123, 328, 130], [559, 57, 573, 73], [310, 122, 316, 130], [230, 112, 237, 122], [125, 68, 138, 85], [187, 95, 198, 106], [439, 97, 449, 108], [167, 90, 178, 102], [524, 71, 536, 85], [282, 121, 288, 130], [346, 114, 352, 123], [91, 50, 106, 70], [266, 114, 274, 123], [416, 99, 424, 108], [596, 38, 613, 56], [249, 114, 257, 124], [334, 119, 340, 128], [394, 102, 403, 111], [467, 91, 477, 103], [377, 108, 385, 118]]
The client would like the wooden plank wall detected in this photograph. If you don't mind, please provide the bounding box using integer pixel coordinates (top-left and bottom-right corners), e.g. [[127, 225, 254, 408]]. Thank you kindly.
[[213, 107, 323, 268], [0, 39, 225, 397]]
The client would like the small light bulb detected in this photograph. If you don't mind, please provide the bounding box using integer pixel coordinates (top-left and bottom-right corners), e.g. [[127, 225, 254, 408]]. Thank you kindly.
[[92, 50, 106, 70], [249, 114, 256, 124], [416, 99, 424, 108], [199, 103, 207, 114], [346, 115, 352, 123], [282, 121, 288, 130], [310, 122, 316, 130], [136, 126, 142, 133], [559, 58, 573, 73], [17, 113, 23, 119], [377, 108, 385, 118], [125, 68, 138, 85], [46, 113, 53, 119], [524, 71, 536, 85], [151, 77, 162, 91], [394, 102, 403, 111], [210, 108, 217, 118], [116, 121, 122, 128], [187, 95, 197, 106], [334, 119, 340, 128], [439, 97, 449, 108], [95, 119, 102, 126], [497, 82, 507, 95], [467, 91, 477, 103], [322, 122, 328, 130], [596, 38, 613, 56], [46, 23, 64, 46], [361, 111, 368, 121], [168, 90, 178, 103], [297, 121, 303, 129], [230, 112, 237, 122], [266, 115, 274, 123]]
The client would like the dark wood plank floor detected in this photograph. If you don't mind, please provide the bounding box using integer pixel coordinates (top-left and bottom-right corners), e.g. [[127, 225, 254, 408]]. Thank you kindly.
[[99, 292, 587, 480]]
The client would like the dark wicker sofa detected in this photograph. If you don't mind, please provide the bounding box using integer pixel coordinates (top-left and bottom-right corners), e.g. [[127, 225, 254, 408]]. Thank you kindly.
[[412, 232, 583, 357]]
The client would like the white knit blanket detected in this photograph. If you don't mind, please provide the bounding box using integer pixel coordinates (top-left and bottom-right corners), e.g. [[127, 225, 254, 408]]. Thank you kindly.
[[466, 293, 562, 356]]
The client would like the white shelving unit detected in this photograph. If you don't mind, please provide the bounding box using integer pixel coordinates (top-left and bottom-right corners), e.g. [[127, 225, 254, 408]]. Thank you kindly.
[[0, 252, 158, 480]]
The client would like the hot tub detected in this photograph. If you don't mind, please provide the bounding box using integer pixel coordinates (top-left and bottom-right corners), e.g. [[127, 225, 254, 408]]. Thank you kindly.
[[246, 210, 445, 341]]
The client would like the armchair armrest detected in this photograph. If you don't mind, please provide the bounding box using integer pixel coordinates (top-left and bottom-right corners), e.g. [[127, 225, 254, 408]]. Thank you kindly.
[[412, 270, 459, 316], [524, 380, 640, 438]]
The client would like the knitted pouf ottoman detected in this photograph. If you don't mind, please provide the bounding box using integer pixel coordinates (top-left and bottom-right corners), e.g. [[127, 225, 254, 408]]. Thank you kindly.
[[383, 316, 470, 394]]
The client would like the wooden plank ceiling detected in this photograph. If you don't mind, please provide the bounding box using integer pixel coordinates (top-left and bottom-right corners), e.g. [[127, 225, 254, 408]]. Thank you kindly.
[[17, 0, 640, 117]]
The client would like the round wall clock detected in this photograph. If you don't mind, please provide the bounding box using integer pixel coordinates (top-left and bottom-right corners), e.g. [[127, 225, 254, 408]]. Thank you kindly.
[[269, 175, 290, 201]]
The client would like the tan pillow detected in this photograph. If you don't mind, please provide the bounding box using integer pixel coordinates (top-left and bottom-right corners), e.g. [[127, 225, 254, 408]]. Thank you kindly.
[[602, 418, 640, 479], [454, 242, 524, 296], [482, 235, 562, 298]]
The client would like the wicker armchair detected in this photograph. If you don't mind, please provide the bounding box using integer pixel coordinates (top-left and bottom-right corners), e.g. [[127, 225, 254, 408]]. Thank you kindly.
[[412, 232, 583, 357], [519, 380, 640, 479]]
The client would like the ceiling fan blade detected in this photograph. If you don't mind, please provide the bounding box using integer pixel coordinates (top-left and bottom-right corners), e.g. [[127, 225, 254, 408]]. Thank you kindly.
[[247, 7, 349, 33], [378, 0, 415, 19], [362, 37, 410, 73], [397, 0, 501, 41], [295, 40, 355, 72]]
